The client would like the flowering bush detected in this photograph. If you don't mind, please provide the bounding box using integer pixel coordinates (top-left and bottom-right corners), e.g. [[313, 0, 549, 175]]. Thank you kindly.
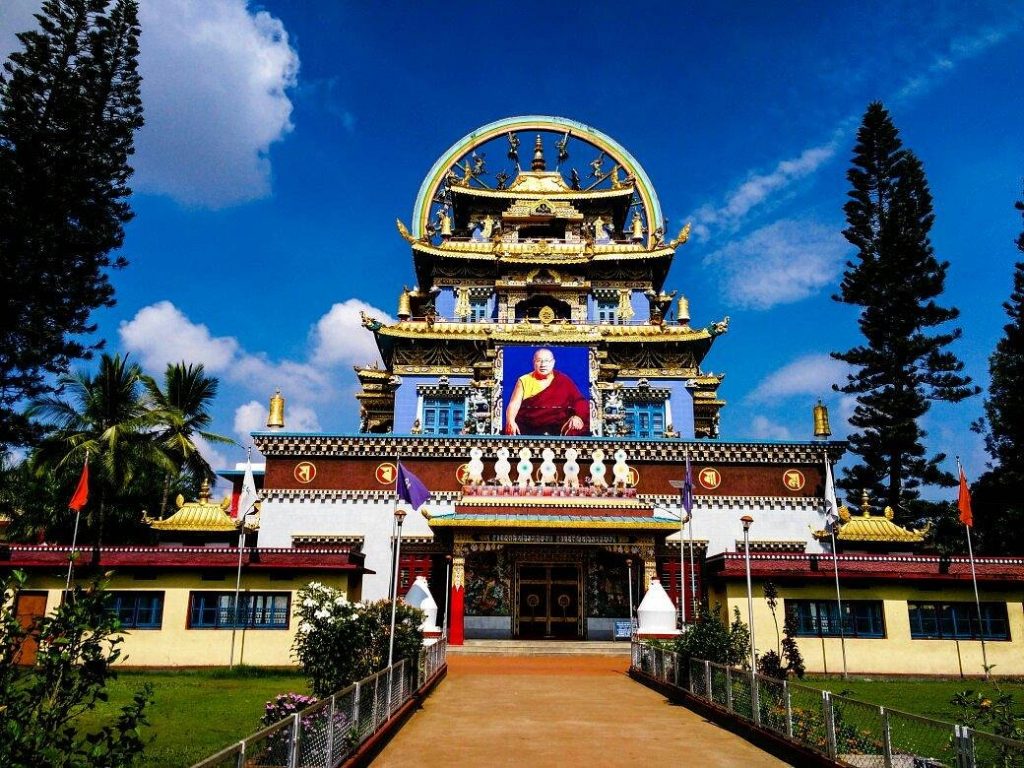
[[291, 582, 425, 696], [261, 692, 319, 727]]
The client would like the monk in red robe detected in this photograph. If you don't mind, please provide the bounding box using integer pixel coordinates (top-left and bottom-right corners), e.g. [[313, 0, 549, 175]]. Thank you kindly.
[[505, 348, 590, 435]]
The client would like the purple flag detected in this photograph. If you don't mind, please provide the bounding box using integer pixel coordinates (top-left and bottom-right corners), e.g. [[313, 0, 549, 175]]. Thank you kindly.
[[396, 462, 430, 510], [681, 453, 694, 517]]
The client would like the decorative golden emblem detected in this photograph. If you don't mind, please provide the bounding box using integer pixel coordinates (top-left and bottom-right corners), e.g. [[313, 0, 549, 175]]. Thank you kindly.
[[375, 462, 397, 485], [698, 467, 721, 490], [538, 306, 556, 325], [455, 463, 472, 485], [782, 469, 806, 492], [626, 467, 640, 487], [294, 462, 316, 484]]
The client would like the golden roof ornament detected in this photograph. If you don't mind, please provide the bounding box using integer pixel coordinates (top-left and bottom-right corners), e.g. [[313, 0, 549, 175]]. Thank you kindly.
[[812, 489, 928, 544], [531, 135, 546, 171], [145, 480, 242, 532], [669, 222, 692, 249], [813, 400, 832, 439], [267, 389, 285, 430], [397, 288, 412, 320], [677, 295, 690, 324]]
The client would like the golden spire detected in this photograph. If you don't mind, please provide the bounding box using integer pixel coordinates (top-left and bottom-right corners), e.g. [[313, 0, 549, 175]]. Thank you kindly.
[[397, 288, 412, 320], [267, 389, 285, 429], [677, 295, 690, 324], [860, 489, 871, 517], [531, 135, 546, 171], [198, 479, 211, 503], [813, 400, 832, 439]]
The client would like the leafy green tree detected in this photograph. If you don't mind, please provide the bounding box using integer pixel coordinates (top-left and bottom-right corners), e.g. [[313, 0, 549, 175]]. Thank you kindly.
[[28, 353, 174, 545], [832, 102, 978, 521], [0, 0, 143, 452], [674, 604, 750, 670], [969, 198, 1024, 554], [0, 571, 152, 767], [143, 362, 234, 515]]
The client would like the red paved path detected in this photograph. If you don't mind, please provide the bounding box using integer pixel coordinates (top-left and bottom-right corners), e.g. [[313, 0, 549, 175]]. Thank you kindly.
[[373, 655, 790, 767]]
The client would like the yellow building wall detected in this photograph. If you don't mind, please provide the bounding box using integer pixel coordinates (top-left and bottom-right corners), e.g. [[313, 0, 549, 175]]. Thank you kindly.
[[718, 580, 1024, 677], [23, 571, 354, 667]]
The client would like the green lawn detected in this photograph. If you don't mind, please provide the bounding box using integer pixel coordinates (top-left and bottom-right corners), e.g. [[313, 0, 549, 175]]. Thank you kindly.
[[800, 677, 1024, 723], [76, 667, 310, 768]]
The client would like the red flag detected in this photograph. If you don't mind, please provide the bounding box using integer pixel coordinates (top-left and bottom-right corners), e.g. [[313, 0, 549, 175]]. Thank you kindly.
[[958, 466, 973, 528], [68, 459, 89, 512]]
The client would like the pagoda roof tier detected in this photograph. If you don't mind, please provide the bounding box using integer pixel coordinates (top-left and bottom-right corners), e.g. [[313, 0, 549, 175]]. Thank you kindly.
[[252, 432, 847, 465], [409, 237, 675, 264], [145, 480, 245, 533], [448, 178, 635, 202], [371, 318, 716, 344], [812, 504, 929, 544]]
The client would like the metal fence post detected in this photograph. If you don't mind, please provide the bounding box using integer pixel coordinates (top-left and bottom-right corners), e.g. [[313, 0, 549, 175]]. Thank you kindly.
[[688, 658, 694, 692], [235, 739, 246, 768], [751, 671, 761, 726], [725, 666, 733, 711], [784, 681, 793, 738], [372, 673, 381, 730], [954, 724, 976, 768], [288, 712, 302, 768], [705, 660, 712, 699], [352, 681, 361, 744], [822, 691, 838, 760], [880, 706, 892, 768]]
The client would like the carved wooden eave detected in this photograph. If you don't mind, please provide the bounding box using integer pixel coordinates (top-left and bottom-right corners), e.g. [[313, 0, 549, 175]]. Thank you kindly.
[[252, 432, 847, 465]]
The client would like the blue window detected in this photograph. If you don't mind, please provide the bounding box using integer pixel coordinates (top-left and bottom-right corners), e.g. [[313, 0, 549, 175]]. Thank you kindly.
[[595, 298, 618, 323], [109, 591, 164, 629], [908, 602, 1010, 640], [189, 592, 290, 629], [469, 297, 489, 322], [423, 399, 465, 435], [786, 600, 885, 638], [625, 402, 664, 438]]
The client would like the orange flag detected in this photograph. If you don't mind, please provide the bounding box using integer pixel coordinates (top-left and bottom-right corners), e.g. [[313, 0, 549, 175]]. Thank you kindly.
[[68, 459, 89, 512], [957, 466, 973, 528]]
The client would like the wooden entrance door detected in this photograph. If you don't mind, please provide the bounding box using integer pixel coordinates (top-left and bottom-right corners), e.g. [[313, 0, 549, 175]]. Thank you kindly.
[[14, 592, 47, 665], [516, 563, 581, 639]]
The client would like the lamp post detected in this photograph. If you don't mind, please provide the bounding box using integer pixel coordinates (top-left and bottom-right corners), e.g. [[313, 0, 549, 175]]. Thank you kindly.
[[741, 514, 759, 722], [626, 557, 634, 631], [387, 506, 408, 668], [229, 507, 259, 669]]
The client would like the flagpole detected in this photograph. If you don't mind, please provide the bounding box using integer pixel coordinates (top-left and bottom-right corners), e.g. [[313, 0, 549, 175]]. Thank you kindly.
[[957, 457, 989, 680], [388, 456, 404, 669], [231, 448, 259, 668], [65, 451, 89, 592], [825, 454, 848, 679]]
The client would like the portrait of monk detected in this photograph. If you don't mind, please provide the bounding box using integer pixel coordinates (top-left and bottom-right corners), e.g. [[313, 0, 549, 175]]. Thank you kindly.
[[505, 348, 590, 436]]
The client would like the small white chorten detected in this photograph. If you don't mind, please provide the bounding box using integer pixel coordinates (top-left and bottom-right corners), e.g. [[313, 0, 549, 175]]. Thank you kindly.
[[404, 576, 441, 638], [636, 579, 680, 638]]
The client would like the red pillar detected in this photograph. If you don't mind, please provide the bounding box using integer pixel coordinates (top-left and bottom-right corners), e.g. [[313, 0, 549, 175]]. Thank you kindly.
[[449, 556, 465, 645]]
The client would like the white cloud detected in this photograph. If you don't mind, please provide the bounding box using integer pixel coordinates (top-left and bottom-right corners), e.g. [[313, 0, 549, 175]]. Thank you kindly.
[[133, 0, 299, 208], [0, 0, 299, 209], [312, 299, 395, 367], [749, 416, 793, 441], [749, 354, 850, 402], [703, 219, 848, 309], [119, 301, 239, 372], [233, 400, 267, 443]]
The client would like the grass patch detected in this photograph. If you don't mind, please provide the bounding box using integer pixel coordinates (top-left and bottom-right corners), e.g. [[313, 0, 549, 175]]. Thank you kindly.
[[799, 677, 1024, 723], [76, 667, 309, 768]]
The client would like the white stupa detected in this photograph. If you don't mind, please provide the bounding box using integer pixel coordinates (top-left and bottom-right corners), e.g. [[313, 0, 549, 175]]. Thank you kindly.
[[404, 576, 441, 637], [636, 578, 680, 638]]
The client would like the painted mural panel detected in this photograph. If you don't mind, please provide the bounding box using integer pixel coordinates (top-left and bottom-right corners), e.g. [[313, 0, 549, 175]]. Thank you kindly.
[[502, 345, 591, 436]]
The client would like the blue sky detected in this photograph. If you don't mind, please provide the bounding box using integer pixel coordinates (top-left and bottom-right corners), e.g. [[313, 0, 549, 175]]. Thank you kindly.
[[2, 1, 1022, 490]]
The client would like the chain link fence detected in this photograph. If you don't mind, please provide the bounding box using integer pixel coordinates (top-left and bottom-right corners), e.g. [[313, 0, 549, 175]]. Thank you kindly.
[[192, 639, 447, 768], [631, 641, 1024, 768]]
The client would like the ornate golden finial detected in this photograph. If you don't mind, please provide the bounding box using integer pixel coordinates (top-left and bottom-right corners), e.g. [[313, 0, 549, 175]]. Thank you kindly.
[[629, 211, 644, 240], [813, 400, 832, 439], [397, 288, 412, 320], [531, 134, 545, 171], [860, 489, 871, 517], [267, 389, 285, 430], [198, 479, 211, 503], [677, 295, 690, 324], [395, 218, 416, 244], [669, 222, 692, 249]]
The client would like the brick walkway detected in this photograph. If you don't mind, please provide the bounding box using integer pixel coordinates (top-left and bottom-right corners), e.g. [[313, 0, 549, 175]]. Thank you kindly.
[[373, 655, 790, 767]]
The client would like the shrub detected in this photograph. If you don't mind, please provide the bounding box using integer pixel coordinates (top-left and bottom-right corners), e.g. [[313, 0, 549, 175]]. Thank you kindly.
[[675, 604, 750, 669]]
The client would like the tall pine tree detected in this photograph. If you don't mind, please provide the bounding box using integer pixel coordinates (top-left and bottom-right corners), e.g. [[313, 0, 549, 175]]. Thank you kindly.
[[0, 0, 143, 451], [969, 196, 1024, 554], [833, 102, 978, 520]]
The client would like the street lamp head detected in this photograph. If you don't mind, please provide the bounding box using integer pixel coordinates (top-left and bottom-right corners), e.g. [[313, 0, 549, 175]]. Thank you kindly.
[[395, 507, 407, 524], [741, 515, 754, 532], [626, 557, 633, 567]]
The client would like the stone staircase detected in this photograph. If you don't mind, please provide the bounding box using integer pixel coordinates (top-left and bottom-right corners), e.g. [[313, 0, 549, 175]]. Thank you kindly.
[[447, 639, 632, 656]]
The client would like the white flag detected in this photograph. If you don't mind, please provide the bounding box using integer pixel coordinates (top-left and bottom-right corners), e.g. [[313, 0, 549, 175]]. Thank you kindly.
[[238, 458, 259, 518], [824, 460, 840, 527]]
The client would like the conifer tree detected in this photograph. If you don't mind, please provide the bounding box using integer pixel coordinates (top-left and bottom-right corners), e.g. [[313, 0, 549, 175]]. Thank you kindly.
[[832, 102, 978, 519], [0, 0, 143, 451]]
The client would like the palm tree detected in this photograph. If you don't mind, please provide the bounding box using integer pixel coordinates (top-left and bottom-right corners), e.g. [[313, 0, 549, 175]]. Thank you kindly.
[[29, 353, 175, 545], [143, 362, 235, 515]]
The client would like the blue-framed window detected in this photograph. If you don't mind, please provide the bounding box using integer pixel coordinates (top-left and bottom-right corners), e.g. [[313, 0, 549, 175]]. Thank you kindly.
[[595, 298, 618, 323], [908, 602, 1010, 641], [189, 592, 290, 629], [469, 297, 489, 322], [423, 398, 465, 435], [786, 599, 885, 638], [109, 591, 164, 629], [625, 402, 664, 438]]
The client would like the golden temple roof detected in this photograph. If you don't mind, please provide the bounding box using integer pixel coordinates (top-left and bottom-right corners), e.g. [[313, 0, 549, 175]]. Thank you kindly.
[[369, 318, 715, 345], [146, 481, 251, 533], [813, 503, 928, 543], [449, 175, 634, 200]]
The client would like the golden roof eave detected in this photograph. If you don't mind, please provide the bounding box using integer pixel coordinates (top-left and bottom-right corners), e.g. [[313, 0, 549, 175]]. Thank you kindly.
[[448, 183, 635, 202], [409, 239, 676, 263], [372, 320, 715, 344]]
